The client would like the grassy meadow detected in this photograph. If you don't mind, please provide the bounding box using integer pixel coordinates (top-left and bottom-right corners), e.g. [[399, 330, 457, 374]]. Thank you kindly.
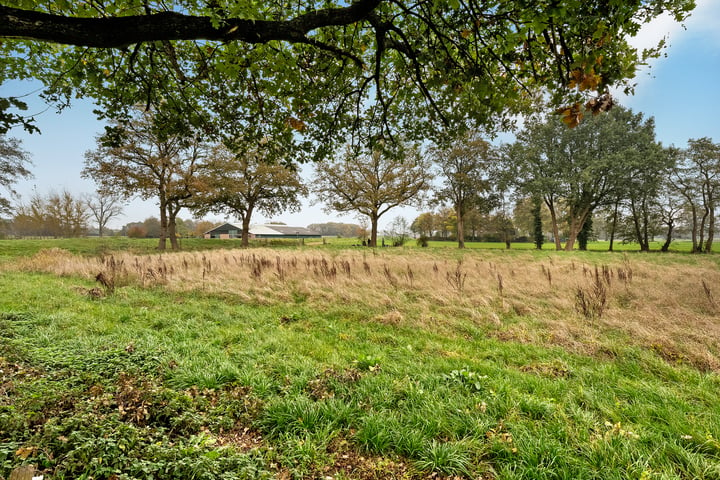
[[2, 237, 720, 479]]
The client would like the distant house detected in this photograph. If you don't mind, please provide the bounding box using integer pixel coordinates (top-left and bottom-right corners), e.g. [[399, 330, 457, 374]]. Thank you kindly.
[[203, 223, 321, 240]]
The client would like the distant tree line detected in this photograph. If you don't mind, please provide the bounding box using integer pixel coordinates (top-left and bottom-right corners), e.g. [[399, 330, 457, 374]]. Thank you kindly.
[[1, 104, 718, 252], [122, 217, 215, 239], [306, 222, 364, 238]]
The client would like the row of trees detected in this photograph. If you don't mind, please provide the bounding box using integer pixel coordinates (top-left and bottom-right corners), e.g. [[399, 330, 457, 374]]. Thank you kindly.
[[0, 1, 698, 252], [7, 189, 123, 238], [410, 208, 518, 244], [123, 217, 215, 239], [411, 107, 720, 252], [82, 111, 307, 249], [2, 102, 718, 253], [508, 110, 720, 253]]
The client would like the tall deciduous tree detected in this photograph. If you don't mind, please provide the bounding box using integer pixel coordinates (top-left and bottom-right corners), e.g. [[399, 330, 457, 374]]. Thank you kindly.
[[504, 140, 565, 250], [14, 189, 89, 237], [191, 144, 307, 247], [83, 112, 207, 250], [673, 138, 720, 253], [0, 1, 694, 142], [509, 106, 659, 251], [85, 191, 124, 237], [0, 135, 32, 215], [314, 142, 430, 247], [621, 145, 677, 252], [410, 212, 437, 239], [431, 132, 496, 249]]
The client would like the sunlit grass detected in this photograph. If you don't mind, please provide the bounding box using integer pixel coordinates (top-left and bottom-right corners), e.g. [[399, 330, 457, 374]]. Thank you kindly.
[[2, 239, 720, 478]]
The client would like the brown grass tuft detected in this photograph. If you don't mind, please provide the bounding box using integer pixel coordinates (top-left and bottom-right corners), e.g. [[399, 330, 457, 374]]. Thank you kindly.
[[9, 247, 720, 371]]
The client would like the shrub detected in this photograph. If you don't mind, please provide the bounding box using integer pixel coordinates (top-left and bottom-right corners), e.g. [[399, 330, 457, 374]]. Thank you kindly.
[[127, 225, 148, 238]]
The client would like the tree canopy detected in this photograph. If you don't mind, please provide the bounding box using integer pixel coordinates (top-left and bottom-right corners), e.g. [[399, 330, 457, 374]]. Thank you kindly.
[[0, 135, 32, 215], [314, 142, 430, 247], [508, 105, 663, 251], [191, 143, 308, 247], [1, 0, 695, 147]]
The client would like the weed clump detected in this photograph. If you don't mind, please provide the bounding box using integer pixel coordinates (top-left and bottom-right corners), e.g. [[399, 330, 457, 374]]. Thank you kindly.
[[446, 258, 467, 295], [575, 265, 609, 321]]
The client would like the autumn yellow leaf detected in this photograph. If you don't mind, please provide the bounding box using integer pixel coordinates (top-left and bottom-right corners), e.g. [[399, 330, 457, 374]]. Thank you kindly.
[[15, 446, 36, 459], [286, 117, 306, 132]]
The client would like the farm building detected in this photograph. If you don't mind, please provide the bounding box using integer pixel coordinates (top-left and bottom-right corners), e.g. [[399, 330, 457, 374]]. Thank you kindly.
[[204, 223, 321, 240]]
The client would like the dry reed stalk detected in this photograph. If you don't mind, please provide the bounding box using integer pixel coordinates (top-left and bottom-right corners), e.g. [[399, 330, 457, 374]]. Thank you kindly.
[[9, 247, 720, 371]]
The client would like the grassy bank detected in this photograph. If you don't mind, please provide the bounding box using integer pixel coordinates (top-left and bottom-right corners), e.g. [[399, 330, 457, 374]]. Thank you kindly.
[[2, 241, 720, 479]]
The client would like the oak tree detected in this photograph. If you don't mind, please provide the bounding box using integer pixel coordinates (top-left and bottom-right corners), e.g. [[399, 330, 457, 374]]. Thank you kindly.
[[83, 111, 208, 250], [0, 135, 32, 215], [314, 142, 430, 247], [431, 132, 497, 248], [0, 1, 695, 144], [191, 143, 308, 247]]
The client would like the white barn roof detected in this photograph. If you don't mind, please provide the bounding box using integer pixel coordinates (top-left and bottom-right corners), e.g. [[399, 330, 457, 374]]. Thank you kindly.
[[204, 223, 320, 236]]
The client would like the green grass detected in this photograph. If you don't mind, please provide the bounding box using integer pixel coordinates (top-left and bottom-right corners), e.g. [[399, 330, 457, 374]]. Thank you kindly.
[[1, 236, 716, 262], [319, 235, 719, 253], [2, 240, 720, 479]]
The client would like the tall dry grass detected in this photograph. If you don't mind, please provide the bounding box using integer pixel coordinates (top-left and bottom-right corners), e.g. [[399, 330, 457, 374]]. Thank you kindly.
[[10, 247, 720, 371]]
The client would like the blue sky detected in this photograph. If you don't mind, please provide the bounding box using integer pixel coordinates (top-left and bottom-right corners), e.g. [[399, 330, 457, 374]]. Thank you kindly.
[[2, 0, 719, 230]]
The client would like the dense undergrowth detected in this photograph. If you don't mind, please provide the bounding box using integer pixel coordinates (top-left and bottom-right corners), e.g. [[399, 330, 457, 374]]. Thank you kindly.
[[2, 241, 720, 479]]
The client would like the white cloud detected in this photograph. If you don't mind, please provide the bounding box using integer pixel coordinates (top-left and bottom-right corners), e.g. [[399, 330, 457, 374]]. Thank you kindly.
[[631, 0, 720, 52], [629, 11, 682, 53], [614, 0, 720, 103], [686, 0, 720, 43]]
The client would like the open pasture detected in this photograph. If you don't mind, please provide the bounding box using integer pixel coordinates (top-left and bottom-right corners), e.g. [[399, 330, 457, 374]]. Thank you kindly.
[[2, 241, 720, 479]]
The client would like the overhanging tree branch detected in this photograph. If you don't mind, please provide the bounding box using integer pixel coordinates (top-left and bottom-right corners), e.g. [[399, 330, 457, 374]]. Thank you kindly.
[[0, 1, 382, 48]]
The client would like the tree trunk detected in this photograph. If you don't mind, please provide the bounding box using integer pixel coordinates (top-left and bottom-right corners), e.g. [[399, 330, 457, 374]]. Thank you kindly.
[[698, 205, 709, 253], [641, 202, 650, 252], [630, 202, 646, 252], [690, 205, 699, 253], [369, 212, 379, 247], [168, 217, 179, 250], [546, 198, 562, 250], [565, 208, 590, 251], [158, 197, 168, 250], [168, 205, 181, 250], [241, 213, 251, 247], [532, 195, 543, 250], [578, 216, 592, 251], [456, 204, 465, 249], [608, 202, 619, 252], [705, 203, 715, 253], [564, 218, 581, 251], [661, 219, 674, 252]]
